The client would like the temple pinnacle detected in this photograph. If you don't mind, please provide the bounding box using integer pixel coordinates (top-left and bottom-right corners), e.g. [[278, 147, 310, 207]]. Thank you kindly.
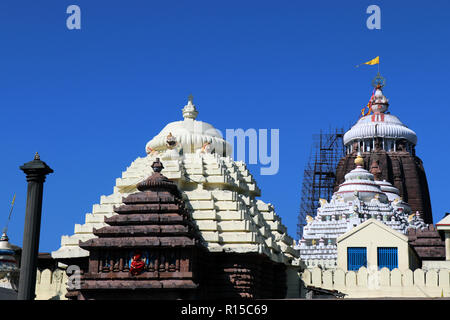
[[355, 153, 364, 167], [151, 158, 164, 173], [182, 95, 199, 120]]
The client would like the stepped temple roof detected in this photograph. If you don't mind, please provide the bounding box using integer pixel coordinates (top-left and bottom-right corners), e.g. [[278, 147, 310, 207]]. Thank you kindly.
[[67, 158, 290, 299], [53, 97, 298, 267], [296, 155, 426, 269], [407, 225, 446, 261], [66, 158, 205, 298]]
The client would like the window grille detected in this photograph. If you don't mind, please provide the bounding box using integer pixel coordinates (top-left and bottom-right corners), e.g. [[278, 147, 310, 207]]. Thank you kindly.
[[377, 247, 398, 270], [347, 247, 367, 271]]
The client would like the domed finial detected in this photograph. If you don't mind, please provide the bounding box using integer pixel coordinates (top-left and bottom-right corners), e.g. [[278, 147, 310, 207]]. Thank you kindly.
[[0, 232, 9, 242], [151, 158, 164, 173], [370, 82, 389, 114], [355, 153, 364, 167], [182, 94, 199, 120]]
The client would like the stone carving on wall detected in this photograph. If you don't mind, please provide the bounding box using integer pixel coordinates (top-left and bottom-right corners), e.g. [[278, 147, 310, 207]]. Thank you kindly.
[[145, 146, 159, 156], [129, 251, 146, 276], [165, 132, 177, 149], [160, 133, 183, 159], [370, 160, 382, 181], [198, 141, 214, 155]]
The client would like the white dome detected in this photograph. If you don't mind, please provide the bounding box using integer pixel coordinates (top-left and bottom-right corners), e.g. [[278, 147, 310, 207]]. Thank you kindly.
[[375, 180, 400, 202], [343, 87, 417, 146], [343, 115, 417, 146], [344, 166, 374, 181], [336, 165, 388, 203], [0, 233, 18, 272], [145, 99, 232, 156]]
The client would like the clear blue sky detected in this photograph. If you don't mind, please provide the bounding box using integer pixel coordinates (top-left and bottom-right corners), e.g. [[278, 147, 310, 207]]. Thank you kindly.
[[0, 1, 449, 252]]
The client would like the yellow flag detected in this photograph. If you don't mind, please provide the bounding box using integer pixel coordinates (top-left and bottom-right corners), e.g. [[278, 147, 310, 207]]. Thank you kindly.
[[356, 56, 379, 67]]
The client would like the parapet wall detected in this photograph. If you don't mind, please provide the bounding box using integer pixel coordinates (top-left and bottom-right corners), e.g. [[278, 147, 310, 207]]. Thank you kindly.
[[36, 265, 450, 299], [35, 268, 68, 300], [301, 267, 450, 298]]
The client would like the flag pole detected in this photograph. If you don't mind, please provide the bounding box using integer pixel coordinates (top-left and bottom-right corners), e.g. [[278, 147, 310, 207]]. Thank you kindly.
[[3, 193, 16, 234]]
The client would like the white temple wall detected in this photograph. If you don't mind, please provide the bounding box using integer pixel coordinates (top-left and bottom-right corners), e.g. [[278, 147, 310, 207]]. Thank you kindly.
[[35, 268, 68, 300], [301, 267, 450, 298]]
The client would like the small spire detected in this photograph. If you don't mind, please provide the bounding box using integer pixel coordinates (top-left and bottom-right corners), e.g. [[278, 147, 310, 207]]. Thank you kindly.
[[355, 153, 364, 167], [151, 158, 164, 173], [34, 152, 40, 160], [370, 84, 389, 114], [0, 232, 8, 241], [182, 94, 199, 120]]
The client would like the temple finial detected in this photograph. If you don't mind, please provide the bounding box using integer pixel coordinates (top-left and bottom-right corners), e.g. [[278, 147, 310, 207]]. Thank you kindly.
[[34, 152, 40, 160], [182, 95, 198, 120], [151, 158, 164, 173], [355, 153, 364, 167]]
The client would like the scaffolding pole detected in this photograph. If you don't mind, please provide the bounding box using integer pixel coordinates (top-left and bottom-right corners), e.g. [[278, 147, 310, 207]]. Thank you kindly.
[[297, 128, 344, 239]]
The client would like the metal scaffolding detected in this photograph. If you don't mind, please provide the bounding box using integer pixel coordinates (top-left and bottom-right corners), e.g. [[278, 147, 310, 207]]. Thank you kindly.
[[297, 128, 345, 239]]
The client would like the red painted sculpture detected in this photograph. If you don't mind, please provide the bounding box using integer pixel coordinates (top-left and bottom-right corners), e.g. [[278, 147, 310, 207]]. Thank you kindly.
[[130, 251, 145, 275]]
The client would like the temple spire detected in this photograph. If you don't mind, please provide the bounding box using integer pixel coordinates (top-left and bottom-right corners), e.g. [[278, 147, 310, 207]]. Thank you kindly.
[[182, 94, 198, 120], [355, 153, 364, 167], [370, 80, 389, 114]]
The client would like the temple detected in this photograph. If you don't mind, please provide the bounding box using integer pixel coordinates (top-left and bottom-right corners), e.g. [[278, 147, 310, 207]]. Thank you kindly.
[[52, 97, 300, 299], [296, 154, 427, 269], [26, 79, 449, 299], [335, 82, 433, 223], [295, 76, 446, 270]]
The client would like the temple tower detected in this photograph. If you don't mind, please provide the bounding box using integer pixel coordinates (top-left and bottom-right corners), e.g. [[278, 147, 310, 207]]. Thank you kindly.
[[335, 80, 433, 224], [297, 154, 427, 269], [53, 97, 299, 299], [68, 158, 206, 300]]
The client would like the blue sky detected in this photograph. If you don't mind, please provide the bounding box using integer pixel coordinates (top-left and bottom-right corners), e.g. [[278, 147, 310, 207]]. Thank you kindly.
[[0, 1, 449, 252]]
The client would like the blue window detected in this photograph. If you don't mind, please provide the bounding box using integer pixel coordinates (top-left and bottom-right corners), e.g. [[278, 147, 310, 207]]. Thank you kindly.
[[347, 247, 367, 271], [377, 247, 398, 270]]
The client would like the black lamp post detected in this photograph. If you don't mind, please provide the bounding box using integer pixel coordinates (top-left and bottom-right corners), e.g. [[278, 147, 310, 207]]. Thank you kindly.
[[17, 152, 53, 300]]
